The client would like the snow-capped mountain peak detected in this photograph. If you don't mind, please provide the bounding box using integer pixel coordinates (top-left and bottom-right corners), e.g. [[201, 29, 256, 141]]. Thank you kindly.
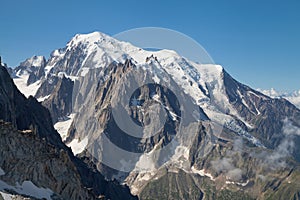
[[12, 32, 255, 129], [12, 31, 284, 151], [7, 31, 300, 199]]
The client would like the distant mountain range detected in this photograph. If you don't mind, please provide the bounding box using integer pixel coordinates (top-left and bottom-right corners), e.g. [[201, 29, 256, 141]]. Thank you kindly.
[[258, 88, 300, 109], [1, 32, 300, 199]]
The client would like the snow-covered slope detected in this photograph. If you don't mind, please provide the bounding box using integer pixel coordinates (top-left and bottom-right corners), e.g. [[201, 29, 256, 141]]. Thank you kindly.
[[12, 32, 225, 109], [13, 74, 41, 98], [54, 113, 76, 141], [0, 180, 53, 200]]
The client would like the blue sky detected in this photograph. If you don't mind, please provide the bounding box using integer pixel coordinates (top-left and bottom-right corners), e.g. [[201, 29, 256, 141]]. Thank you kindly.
[[0, 0, 299, 91]]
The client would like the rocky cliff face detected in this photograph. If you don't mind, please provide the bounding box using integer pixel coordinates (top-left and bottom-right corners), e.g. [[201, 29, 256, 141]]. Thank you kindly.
[[0, 65, 137, 200], [0, 121, 94, 200], [42, 75, 74, 123], [0, 65, 65, 149], [223, 71, 300, 161]]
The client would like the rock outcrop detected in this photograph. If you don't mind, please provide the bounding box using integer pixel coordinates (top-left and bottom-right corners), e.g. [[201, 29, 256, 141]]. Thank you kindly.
[[42, 75, 74, 123], [0, 121, 94, 199]]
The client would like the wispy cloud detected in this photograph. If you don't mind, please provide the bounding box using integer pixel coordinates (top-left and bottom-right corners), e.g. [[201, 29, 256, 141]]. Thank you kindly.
[[253, 118, 299, 170], [211, 156, 243, 181], [211, 137, 244, 181]]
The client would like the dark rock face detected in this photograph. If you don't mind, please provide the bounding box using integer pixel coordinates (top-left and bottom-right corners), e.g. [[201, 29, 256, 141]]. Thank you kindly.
[[4, 66, 14, 77], [0, 65, 137, 200], [223, 70, 300, 158], [0, 66, 62, 148], [42, 75, 74, 123], [94, 62, 180, 154], [0, 121, 94, 200]]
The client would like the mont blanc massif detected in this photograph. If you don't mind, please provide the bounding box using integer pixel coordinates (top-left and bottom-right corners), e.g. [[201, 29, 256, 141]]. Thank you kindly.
[[0, 32, 300, 200]]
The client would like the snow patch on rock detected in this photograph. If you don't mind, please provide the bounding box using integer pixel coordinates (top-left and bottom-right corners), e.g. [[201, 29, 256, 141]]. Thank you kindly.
[[13, 75, 41, 98], [54, 113, 76, 141], [0, 180, 53, 200], [67, 136, 88, 155], [191, 166, 215, 181]]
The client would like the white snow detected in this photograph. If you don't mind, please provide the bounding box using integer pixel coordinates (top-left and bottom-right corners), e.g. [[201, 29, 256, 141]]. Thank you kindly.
[[37, 95, 50, 102], [152, 74, 160, 83], [66, 32, 141, 74], [54, 113, 75, 141], [237, 90, 257, 115], [0, 180, 53, 200], [0, 192, 13, 200], [248, 90, 267, 100], [191, 166, 215, 181], [22, 56, 44, 67], [0, 168, 5, 176], [13, 75, 41, 98], [192, 63, 251, 125], [57, 72, 66, 78], [141, 54, 252, 130], [21, 130, 32, 134], [169, 111, 178, 121], [154, 55, 208, 104], [286, 95, 300, 109], [44, 65, 55, 76], [30, 56, 44, 67], [51, 49, 63, 57], [57, 72, 78, 81], [225, 180, 249, 187], [19, 181, 53, 200], [67, 75, 79, 81], [67, 136, 88, 155]]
